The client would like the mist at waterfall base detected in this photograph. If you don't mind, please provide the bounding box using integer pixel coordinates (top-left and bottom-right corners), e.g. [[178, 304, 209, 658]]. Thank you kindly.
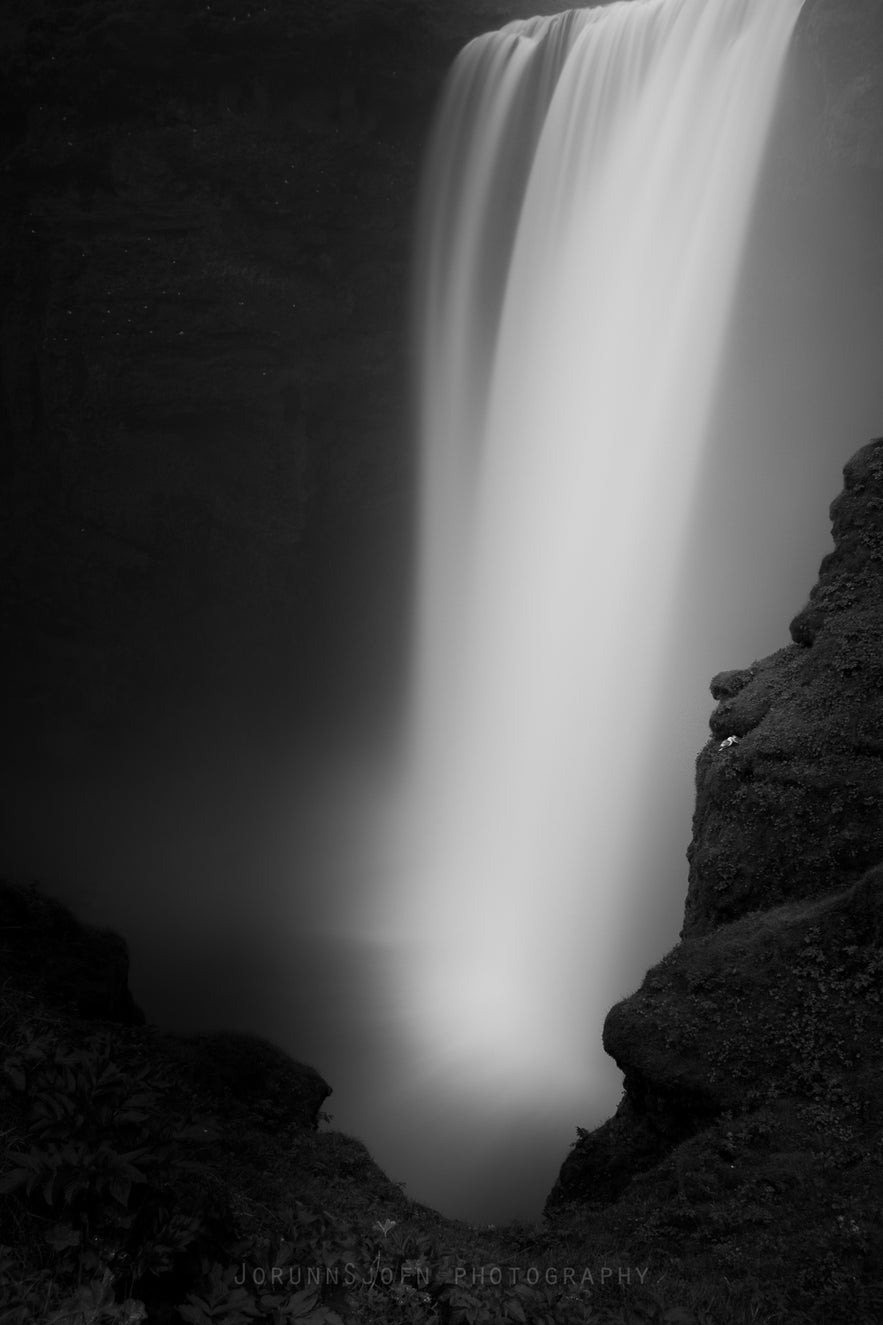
[[7, 0, 883, 1229]]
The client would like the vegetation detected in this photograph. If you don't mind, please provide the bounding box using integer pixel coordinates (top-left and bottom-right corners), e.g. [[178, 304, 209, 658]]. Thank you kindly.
[[0, 1005, 685, 1324], [3, 881, 882, 1324]]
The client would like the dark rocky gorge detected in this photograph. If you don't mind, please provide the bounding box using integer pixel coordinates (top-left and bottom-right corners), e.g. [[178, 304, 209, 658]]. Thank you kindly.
[[3, 446, 883, 1321], [2, 0, 883, 1320]]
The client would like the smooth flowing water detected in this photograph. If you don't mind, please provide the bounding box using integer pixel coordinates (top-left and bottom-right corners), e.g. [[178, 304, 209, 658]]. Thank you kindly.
[[361, 0, 804, 1218]]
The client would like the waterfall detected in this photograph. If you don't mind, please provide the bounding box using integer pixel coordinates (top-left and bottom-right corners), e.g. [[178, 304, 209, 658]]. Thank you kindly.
[[362, 0, 804, 1218]]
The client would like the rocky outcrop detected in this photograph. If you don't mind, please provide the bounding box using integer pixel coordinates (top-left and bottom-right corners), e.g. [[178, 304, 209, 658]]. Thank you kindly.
[[0, 878, 146, 1025], [157, 1029, 331, 1132], [546, 442, 883, 1318], [684, 437, 883, 936], [0, 877, 332, 1133]]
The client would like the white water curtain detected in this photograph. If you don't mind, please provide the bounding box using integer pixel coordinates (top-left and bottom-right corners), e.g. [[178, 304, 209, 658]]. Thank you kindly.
[[361, 0, 804, 1199]]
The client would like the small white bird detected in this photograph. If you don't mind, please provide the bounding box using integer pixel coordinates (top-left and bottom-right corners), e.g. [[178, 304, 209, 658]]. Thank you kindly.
[[719, 735, 740, 749]]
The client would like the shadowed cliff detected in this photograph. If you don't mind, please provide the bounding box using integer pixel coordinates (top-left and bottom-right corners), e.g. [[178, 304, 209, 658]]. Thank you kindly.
[[546, 440, 883, 1322], [0, 0, 589, 772]]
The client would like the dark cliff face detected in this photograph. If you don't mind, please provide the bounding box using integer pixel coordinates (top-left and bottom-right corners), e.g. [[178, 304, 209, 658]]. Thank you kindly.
[[684, 439, 883, 936], [1, 0, 436, 765], [546, 441, 883, 1318], [0, 877, 146, 1025], [802, 0, 883, 171], [0, 0, 585, 777]]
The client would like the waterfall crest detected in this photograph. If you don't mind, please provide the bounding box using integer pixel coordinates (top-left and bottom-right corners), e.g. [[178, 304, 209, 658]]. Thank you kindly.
[[366, 0, 804, 1213]]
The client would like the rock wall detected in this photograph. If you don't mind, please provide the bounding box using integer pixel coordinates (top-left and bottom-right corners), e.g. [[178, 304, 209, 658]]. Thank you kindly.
[[546, 442, 883, 1315], [684, 438, 883, 935], [1, 0, 425, 759]]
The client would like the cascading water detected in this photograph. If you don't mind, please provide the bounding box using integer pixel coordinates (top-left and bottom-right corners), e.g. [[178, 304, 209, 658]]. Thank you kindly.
[[360, 0, 805, 1219]]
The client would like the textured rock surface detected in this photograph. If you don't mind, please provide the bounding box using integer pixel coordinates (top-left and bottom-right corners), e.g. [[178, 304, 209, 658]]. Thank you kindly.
[[546, 443, 883, 1318], [803, 0, 883, 170], [1, 0, 429, 756], [684, 438, 883, 936]]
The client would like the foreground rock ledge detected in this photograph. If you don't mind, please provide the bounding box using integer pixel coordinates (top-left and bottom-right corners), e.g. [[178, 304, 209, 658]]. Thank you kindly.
[[546, 438, 883, 1298]]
